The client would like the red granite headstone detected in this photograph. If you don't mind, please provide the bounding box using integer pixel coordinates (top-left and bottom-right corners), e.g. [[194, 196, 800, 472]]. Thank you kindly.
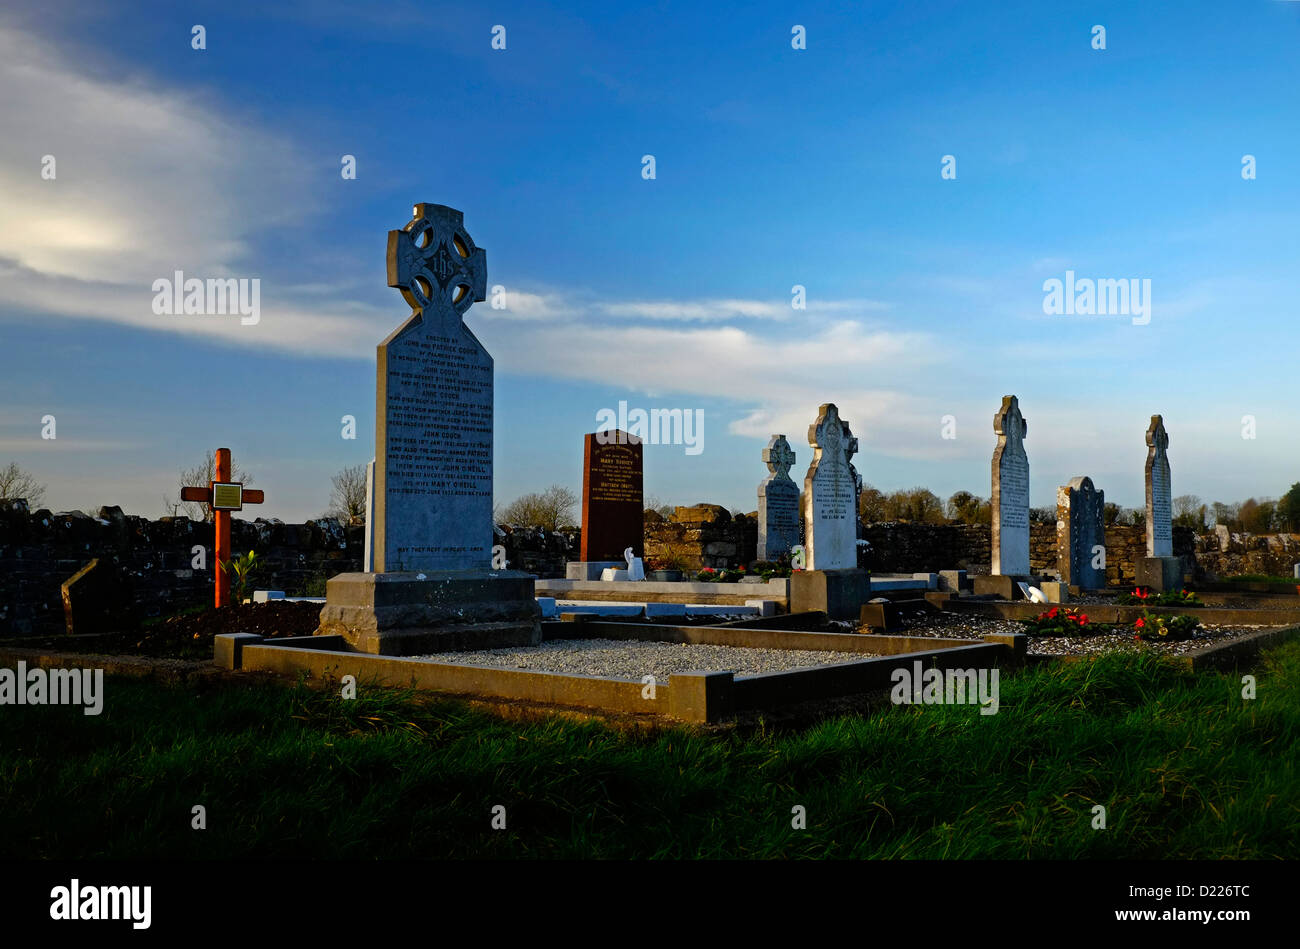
[[580, 430, 644, 562]]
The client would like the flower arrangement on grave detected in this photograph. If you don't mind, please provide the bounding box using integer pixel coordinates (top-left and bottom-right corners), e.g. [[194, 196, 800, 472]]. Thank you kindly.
[[1117, 586, 1202, 607], [752, 556, 794, 581], [695, 566, 747, 583], [1133, 611, 1201, 642], [1021, 606, 1097, 636], [218, 550, 260, 606]]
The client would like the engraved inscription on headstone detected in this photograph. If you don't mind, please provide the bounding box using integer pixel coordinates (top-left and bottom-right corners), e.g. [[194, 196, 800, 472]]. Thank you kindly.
[[758, 434, 799, 560], [1145, 415, 1172, 557], [1057, 475, 1105, 589], [802, 404, 858, 570], [581, 430, 644, 562], [991, 394, 1030, 576], [373, 203, 492, 572]]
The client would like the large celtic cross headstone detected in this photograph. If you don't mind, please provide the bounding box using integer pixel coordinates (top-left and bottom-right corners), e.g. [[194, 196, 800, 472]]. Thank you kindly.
[[991, 394, 1030, 575], [373, 203, 493, 572], [1145, 415, 1172, 557], [757, 434, 799, 560], [802, 404, 857, 570]]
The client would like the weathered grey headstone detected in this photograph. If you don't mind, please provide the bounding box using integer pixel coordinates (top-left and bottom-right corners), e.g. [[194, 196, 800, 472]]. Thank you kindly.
[[1056, 475, 1105, 589], [991, 395, 1030, 575], [802, 404, 857, 570], [1214, 523, 1230, 552], [373, 203, 492, 572], [1145, 415, 1172, 557], [317, 203, 539, 655], [757, 435, 799, 560], [1293, 563, 1300, 580]]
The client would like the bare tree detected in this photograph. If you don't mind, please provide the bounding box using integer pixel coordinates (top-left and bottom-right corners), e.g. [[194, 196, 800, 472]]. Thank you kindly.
[[1173, 494, 1205, 529], [643, 494, 675, 519], [327, 463, 368, 526], [0, 462, 46, 508], [498, 484, 578, 530], [163, 450, 255, 522]]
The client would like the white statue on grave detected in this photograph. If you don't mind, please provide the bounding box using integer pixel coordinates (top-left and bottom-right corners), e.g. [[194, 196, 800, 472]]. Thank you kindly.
[[600, 547, 646, 582]]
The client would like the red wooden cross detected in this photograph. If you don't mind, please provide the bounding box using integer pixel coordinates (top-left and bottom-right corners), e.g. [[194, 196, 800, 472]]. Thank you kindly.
[[180, 447, 265, 608]]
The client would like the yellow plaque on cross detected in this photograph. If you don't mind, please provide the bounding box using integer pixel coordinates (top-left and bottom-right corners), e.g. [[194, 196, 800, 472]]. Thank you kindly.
[[211, 482, 243, 511]]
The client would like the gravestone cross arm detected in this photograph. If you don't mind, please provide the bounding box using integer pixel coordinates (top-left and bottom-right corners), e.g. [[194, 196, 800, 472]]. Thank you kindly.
[[386, 203, 487, 318], [1146, 415, 1168, 451], [994, 394, 1027, 442]]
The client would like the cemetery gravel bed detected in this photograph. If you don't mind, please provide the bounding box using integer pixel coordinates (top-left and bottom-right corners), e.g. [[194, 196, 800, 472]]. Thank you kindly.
[[1025, 624, 1287, 657], [866, 610, 1287, 657], [417, 637, 877, 678]]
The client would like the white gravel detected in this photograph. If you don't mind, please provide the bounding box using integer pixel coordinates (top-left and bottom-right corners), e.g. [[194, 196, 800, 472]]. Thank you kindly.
[[415, 637, 877, 679]]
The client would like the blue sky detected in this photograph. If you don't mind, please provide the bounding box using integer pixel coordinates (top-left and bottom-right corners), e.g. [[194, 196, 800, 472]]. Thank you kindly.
[[1, 0, 1298, 521]]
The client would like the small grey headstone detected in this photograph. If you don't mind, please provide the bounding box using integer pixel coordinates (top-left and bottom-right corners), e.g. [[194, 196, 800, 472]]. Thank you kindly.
[[1057, 476, 1105, 589], [757, 434, 799, 560]]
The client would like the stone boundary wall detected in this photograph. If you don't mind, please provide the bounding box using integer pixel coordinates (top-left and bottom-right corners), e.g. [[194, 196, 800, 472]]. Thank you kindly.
[[0, 500, 364, 636], [4, 492, 1295, 637], [643, 505, 757, 571]]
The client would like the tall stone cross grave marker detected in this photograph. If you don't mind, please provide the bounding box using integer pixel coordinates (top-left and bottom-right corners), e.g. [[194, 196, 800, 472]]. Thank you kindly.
[[317, 203, 539, 655], [803, 404, 857, 570], [991, 395, 1030, 576], [374, 203, 491, 572], [1145, 415, 1172, 558]]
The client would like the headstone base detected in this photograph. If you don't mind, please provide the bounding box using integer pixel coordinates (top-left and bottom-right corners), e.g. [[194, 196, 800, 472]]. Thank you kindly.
[[1135, 556, 1183, 593], [972, 575, 1043, 600], [789, 568, 871, 620], [317, 570, 541, 656], [565, 561, 622, 580], [938, 569, 968, 593], [1039, 581, 1070, 603]]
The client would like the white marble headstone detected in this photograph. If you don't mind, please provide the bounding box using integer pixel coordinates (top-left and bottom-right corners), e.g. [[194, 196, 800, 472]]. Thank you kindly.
[[802, 404, 858, 571]]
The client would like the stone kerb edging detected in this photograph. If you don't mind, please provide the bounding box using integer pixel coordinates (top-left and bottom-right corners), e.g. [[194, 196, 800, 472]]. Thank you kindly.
[[216, 627, 1019, 724]]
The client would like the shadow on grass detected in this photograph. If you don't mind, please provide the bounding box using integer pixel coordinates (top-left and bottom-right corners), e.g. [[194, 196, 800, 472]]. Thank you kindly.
[[1, 645, 1296, 859]]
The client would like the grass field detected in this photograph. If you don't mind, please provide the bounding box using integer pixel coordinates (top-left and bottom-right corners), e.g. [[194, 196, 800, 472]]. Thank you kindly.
[[2, 644, 1297, 859]]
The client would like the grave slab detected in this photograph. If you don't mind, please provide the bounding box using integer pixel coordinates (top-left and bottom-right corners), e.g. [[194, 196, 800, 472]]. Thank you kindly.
[[566, 561, 623, 580]]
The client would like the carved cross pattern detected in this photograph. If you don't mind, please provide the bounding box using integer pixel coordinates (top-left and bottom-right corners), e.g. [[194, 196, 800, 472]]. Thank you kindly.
[[810, 404, 844, 456], [386, 203, 487, 317], [763, 435, 796, 480], [994, 395, 1028, 447], [1146, 415, 1169, 452]]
